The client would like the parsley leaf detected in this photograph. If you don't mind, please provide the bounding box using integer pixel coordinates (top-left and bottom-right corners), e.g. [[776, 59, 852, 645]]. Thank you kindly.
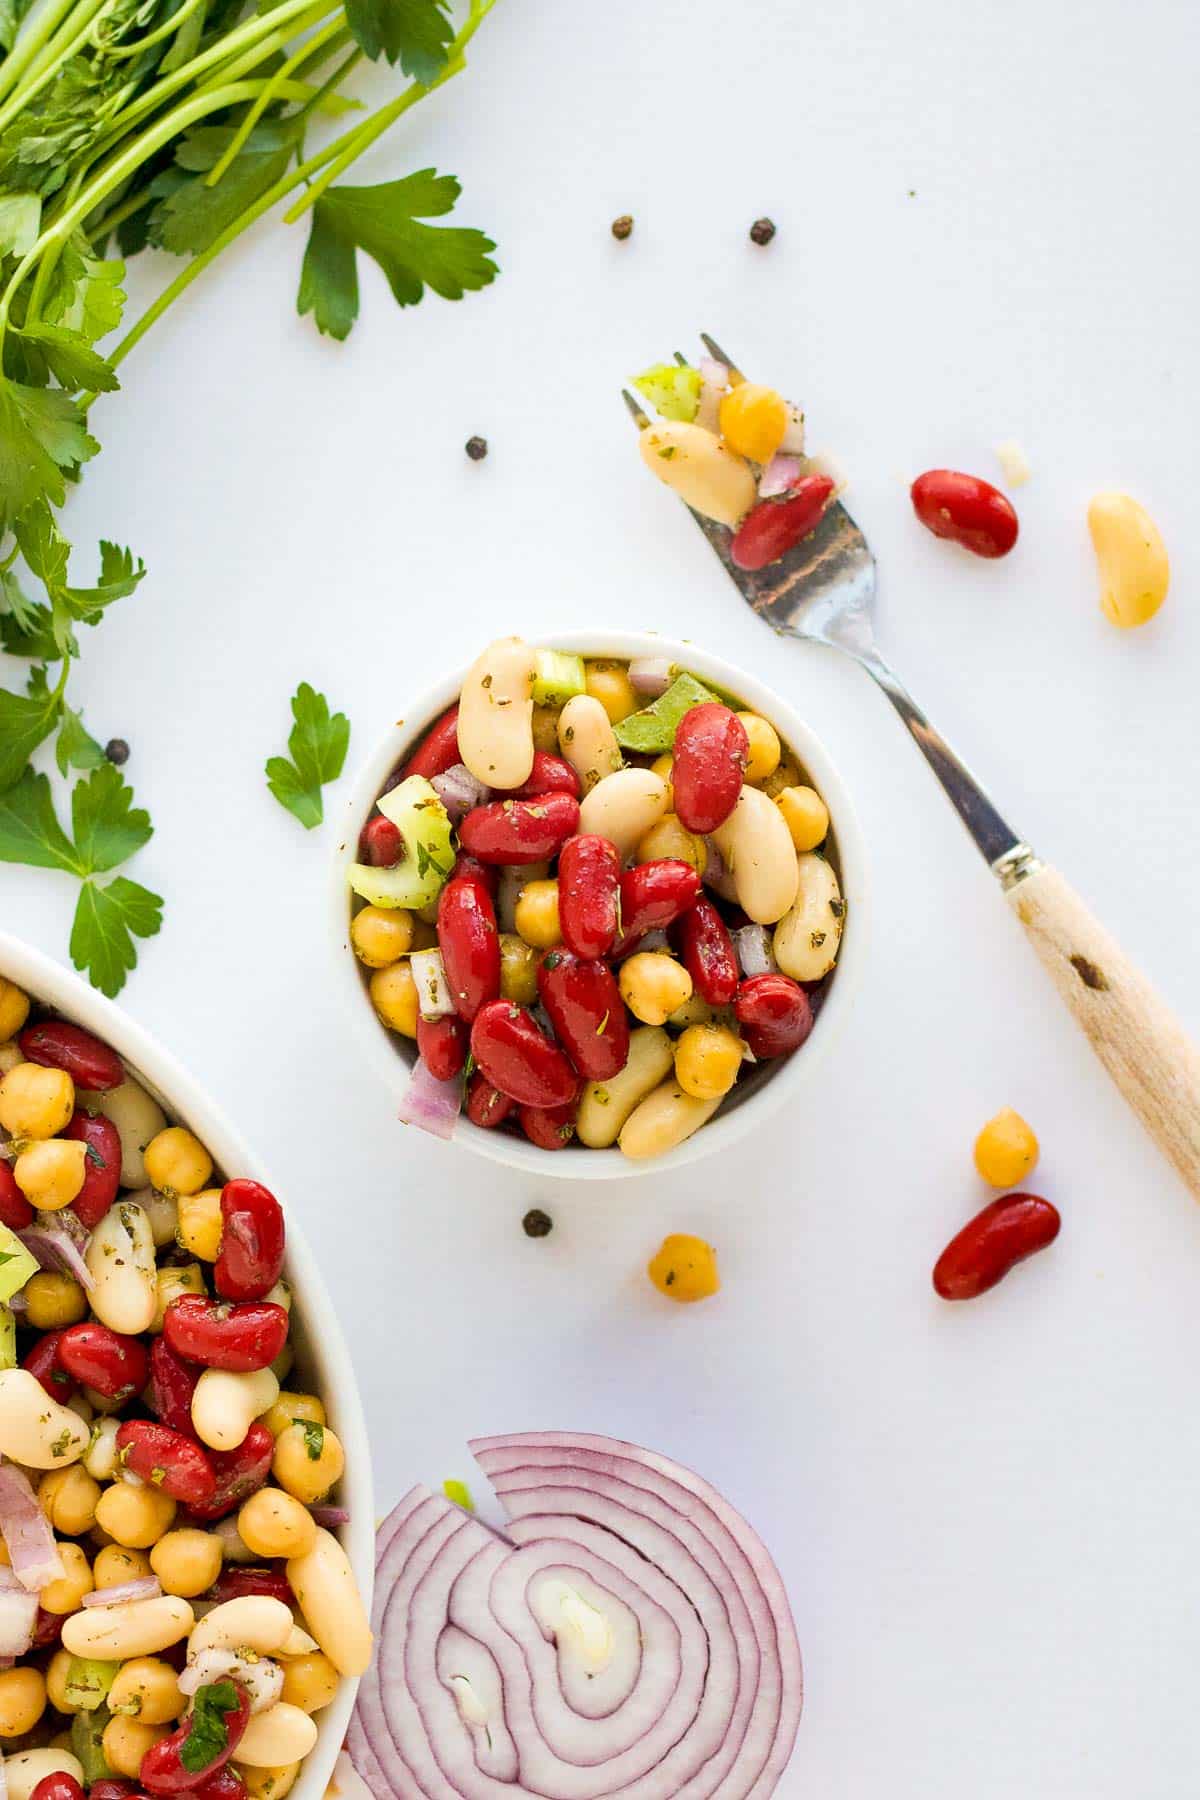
[[149, 120, 300, 256], [302, 1421, 326, 1460], [0, 563, 39, 633], [298, 170, 497, 341], [0, 379, 97, 529], [344, 0, 452, 80], [9, 323, 120, 394], [72, 762, 153, 873], [0, 600, 66, 661], [56, 703, 106, 776], [265, 682, 350, 829], [70, 876, 163, 998], [40, 239, 126, 343], [0, 767, 80, 871], [179, 1680, 240, 1774], [0, 666, 62, 791], [0, 191, 40, 256]]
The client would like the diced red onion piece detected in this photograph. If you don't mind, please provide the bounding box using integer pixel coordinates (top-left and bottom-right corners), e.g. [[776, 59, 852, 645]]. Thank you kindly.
[[310, 1504, 350, 1528], [409, 949, 456, 1022], [758, 454, 803, 500], [627, 657, 674, 698], [82, 1575, 162, 1608], [0, 1588, 37, 1657], [696, 357, 728, 434], [18, 1224, 95, 1292], [778, 404, 806, 456], [397, 1058, 462, 1142], [732, 924, 777, 978], [432, 764, 490, 825], [0, 1464, 65, 1592]]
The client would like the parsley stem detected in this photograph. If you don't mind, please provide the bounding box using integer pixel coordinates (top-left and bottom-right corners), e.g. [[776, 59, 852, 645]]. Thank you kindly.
[[0, 0, 115, 131], [0, 0, 82, 104], [204, 13, 348, 187], [99, 0, 209, 60]]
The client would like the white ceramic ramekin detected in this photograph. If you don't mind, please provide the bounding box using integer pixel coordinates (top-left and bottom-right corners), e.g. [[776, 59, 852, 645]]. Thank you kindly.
[[333, 631, 868, 1180], [0, 930, 374, 1800]]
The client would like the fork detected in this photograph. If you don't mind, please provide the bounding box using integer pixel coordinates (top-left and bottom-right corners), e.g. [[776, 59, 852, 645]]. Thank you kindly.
[[623, 334, 1200, 1201]]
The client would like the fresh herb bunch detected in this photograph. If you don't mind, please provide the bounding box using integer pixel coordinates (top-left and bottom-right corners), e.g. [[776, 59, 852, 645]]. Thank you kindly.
[[0, 0, 498, 992]]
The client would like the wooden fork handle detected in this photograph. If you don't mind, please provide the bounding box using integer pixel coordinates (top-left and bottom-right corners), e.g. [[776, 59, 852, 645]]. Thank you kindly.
[[1006, 861, 1200, 1198]]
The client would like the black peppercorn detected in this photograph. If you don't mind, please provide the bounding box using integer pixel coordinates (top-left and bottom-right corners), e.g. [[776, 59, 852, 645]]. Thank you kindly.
[[465, 436, 488, 462], [522, 1208, 553, 1239], [749, 216, 776, 245], [611, 214, 633, 241], [104, 738, 130, 766]]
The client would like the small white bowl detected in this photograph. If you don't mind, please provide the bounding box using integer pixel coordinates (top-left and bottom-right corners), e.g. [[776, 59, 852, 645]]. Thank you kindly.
[[0, 931, 374, 1800], [333, 631, 868, 1180]]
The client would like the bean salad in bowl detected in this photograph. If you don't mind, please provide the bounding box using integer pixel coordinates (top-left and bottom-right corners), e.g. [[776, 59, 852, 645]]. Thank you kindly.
[[340, 633, 864, 1173], [0, 941, 372, 1800]]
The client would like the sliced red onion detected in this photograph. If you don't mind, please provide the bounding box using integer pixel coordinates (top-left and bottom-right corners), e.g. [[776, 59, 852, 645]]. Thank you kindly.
[[410, 949, 456, 1021], [0, 1588, 37, 1658], [757, 454, 803, 500], [627, 657, 674, 699], [778, 404, 806, 456], [0, 1464, 64, 1592], [310, 1504, 351, 1528], [696, 357, 728, 433], [82, 1575, 162, 1608], [432, 765, 490, 825], [397, 1058, 462, 1142], [732, 924, 777, 978], [348, 1431, 802, 1798], [177, 1645, 283, 1712], [18, 1224, 95, 1292], [702, 838, 738, 904]]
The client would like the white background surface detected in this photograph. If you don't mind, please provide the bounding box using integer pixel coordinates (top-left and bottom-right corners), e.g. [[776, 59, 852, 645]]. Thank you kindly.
[[4, 1, 1200, 1792]]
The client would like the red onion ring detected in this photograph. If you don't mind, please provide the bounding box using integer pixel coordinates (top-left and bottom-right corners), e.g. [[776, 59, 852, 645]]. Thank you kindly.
[[0, 1464, 65, 1592], [17, 1223, 95, 1292], [398, 1058, 462, 1141], [82, 1575, 162, 1607]]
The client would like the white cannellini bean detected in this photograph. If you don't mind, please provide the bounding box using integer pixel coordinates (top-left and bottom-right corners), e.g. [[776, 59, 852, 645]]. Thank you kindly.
[[66, 1393, 94, 1425], [192, 1367, 279, 1451], [264, 1278, 293, 1312], [618, 1080, 722, 1161], [62, 1595, 194, 1659], [84, 1416, 121, 1480], [235, 1702, 318, 1768], [279, 1624, 319, 1657], [86, 1077, 166, 1187], [638, 420, 758, 527], [129, 1183, 178, 1248], [3, 1750, 85, 1800], [286, 1528, 373, 1677], [576, 1026, 675, 1149], [0, 1368, 89, 1468], [710, 786, 799, 925], [188, 1595, 294, 1660], [556, 694, 623, 793], [773, 851, 844, 981], [180, 1647, 284, 1712], [85, 1201, 157, 1335], [456, 637, 535, 790], [577, 769, 669, 858]]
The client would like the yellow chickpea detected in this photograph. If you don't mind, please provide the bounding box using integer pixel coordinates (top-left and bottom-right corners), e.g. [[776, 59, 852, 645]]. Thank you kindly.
[[149, 1527, 223, 1598], [350, 905, 414, 969], [513, 879, 561, 950], [102, 1713, 169, 1777], [280, 1651, 339, 1714], [531, 704, 563, 754], [272, 1420, 345, 1506], [973, 1108, 1039, 1188], [585, 661, 639, 726], [176, 1189, 224, 1262], [46, 1650, 77, 1715], [618, 953, 693, 1027], [236, 1765, 300, 1800], [738, 712, 782, 784], [108, 1658, 185, 1726], [1088, 491, 1169, 628], [647, 1233, 720, 1303], [237, 1489, 316, 1560], [262, 1392, 326, 1441], [369, 961, 418, 1037], [41, 1540, 93, 1612], [758, 757, 801, 800], [144, 1126, 212, 1197], [13, 1137, 87, 1211], [498, 933, 539, 1005], [0, 1062, 74, 1139], [635, 814, 707, 876], [40, 1464, 101, 1536], [24, 1270, 88, 1330], [152, 1262, 205, 1333], [95, 1481, 176, 1549], [719, 383, 789, 463], [0, 979, 30, 1041], [0, 1667, 47, 1738], [93, 1544, 154, 1588], [776, 785, 830, 853], [673, 1024, 744, 1101]]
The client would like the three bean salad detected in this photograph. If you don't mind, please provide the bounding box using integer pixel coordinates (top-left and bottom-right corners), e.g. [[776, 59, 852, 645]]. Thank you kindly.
[[0, 989, 371, 1800], [348, 638, 847, 1159]]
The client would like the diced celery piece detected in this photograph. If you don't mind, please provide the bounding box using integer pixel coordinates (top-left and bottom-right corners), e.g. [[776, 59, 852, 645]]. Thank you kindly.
[[443, 1478, 474, 1512], [66, 1658, 121, 1712], [72, 1704, 114, 1782], [612, 672, 718, 754], [0, 1223, 38, 1304], [349, 777, 454, 910], [531, 650, 585, 709], [0, 1304, 14, 1371], [633, 363, 702, 423]]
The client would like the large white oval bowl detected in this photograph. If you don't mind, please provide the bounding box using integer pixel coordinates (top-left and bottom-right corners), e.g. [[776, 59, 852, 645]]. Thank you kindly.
[[333, 631, 869, 1180], [0, 929, 374, 1800]]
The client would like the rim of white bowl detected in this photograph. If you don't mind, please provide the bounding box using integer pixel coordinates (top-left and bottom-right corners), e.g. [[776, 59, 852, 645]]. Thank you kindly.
[[0, 929, 375, 1800], [331, 631, 869, 1181]]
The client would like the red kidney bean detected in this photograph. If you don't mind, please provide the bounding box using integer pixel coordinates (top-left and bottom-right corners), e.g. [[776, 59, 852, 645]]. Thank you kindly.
[[671, 705, 749, 835], [116, 1420, 217, 1508], [536, 949, 629, 1081], [206, 1564, 294, 1607], [358, 813, 403, 867], [734, 973, 814, 1058], [86, 1784, 141, 1800], [518, 1097, 578, 1151], [465, 1072, 514, 1130], [513, 752, 581, 801], [30, 1775, 86, 1800], [416, 1013, 468, 1083], [214, 1180, 285, 1302], [62, 1109, 121, 1229], [139, 1680, 250, 1793], [32, 1605, 64, 1648], [557, 835, 621, 960], [58, 1322, 149, 1403], [18, 1021, 124, 1092], [469, 1000, 579, 1108], [22, 1330, 76, 1401], [911, 469, 1019, 559], [162, 1296, 289, 1373], [148, 1336, 201, 1435], [458, 792, 580, 865], [185, 1423, 274, 1523], [933, 1194, 1061, 1300], [0, 1158, 33, 1231], [437, 876, 501, 1022], [401, 704, 461, 781], [730, 473, 835, 572], [451, 851, 498, 897], [675, 898, 739, 1005], [191, 1772, 249, 1800], [613, 860, 702, 958]]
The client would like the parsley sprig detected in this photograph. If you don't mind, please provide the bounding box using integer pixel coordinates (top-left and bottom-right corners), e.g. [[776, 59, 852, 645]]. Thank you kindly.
[[266, 681, 350, 828]]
